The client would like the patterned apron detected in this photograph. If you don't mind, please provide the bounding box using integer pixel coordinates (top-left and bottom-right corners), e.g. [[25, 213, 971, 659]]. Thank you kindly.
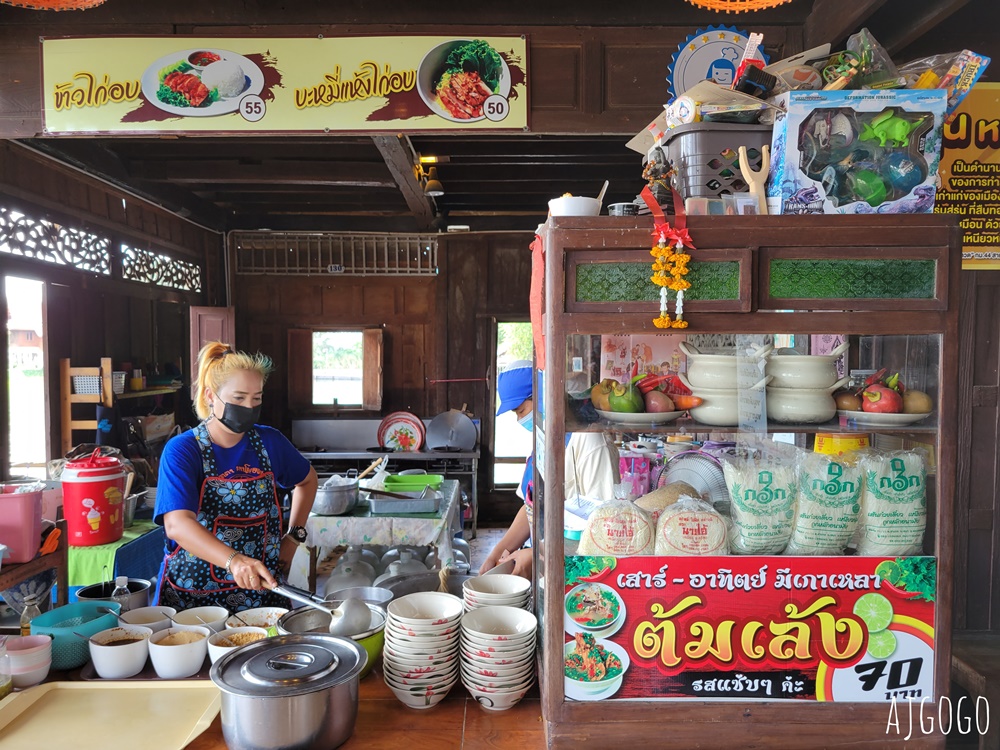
[[159, 423, 287, 612]]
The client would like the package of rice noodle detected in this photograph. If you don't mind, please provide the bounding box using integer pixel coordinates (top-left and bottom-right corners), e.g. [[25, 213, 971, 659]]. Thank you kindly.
[[854, 448, 927, 556], [655, 496, 729, 555], [634, 481, 704, 524], [721, 454, 797, 554], [577, 492, 656, 557], [785, 452, 862, 555]]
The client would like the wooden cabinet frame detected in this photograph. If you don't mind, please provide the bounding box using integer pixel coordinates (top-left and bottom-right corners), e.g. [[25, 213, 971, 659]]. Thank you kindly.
[[536, 215, 961, 749]]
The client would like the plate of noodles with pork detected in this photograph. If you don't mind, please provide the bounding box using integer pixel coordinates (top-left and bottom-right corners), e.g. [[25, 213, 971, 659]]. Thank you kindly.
[[416, 39, 512, 123]]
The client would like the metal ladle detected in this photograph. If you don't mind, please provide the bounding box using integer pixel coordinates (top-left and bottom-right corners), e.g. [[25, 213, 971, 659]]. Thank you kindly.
[[269, 583, 371, 636]]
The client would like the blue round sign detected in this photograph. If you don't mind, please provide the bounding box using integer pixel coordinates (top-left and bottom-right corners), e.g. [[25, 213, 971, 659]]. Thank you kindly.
[[667, 25, 769, 100]]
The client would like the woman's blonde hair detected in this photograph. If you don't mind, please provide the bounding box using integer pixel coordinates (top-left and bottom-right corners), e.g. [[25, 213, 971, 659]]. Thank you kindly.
[[194, 341, 274, 420]]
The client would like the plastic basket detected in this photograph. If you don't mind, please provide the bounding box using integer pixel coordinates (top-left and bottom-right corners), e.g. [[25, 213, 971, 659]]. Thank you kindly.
[[30, 600, 121, 669], [660, 122, 774, 200], [71, 375, 101, 395]]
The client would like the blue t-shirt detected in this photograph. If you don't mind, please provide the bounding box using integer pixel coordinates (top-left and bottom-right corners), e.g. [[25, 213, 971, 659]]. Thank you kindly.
[[154, 424, 311, 532]]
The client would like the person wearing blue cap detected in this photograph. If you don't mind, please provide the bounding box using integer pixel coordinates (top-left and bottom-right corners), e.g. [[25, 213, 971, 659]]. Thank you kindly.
[[481, 360, 619, 578]]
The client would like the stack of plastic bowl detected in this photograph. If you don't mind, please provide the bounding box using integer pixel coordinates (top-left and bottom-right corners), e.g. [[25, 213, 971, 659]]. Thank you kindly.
[[382, 592, 463, 709], [6, 635, 53, 688], [460, 606, 537, 711], [462, 574, 531, 612]]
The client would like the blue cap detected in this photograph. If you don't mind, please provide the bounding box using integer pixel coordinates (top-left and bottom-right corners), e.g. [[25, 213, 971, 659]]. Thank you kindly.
[[496, 360, 533, 416]]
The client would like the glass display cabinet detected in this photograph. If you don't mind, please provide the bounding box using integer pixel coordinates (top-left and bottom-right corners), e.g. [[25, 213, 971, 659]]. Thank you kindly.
[[533, 215, 960, 749]]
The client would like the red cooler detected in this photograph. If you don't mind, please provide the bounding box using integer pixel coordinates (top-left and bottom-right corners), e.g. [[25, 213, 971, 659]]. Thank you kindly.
[[61, 450, 127, 546]]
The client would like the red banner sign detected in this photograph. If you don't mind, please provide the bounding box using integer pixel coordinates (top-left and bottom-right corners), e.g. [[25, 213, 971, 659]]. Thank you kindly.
[[563, 555, 935, 702]]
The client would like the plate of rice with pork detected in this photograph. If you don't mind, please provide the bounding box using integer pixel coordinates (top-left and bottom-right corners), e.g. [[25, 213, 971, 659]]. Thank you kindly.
[[140, 48, 264, 117]]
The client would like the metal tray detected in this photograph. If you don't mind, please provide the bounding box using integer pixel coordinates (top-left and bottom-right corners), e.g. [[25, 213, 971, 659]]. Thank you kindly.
[[367, 491, 441, 515], [0, 681, 220, 750]]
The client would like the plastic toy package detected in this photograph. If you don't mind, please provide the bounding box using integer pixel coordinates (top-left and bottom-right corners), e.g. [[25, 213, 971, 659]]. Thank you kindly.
[[898, 49, 991, 120], [767, 89, 947, 215]]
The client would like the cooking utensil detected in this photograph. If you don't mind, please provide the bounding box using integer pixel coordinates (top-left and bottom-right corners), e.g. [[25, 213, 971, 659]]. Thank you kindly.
[[269, 584, 372, 636], [230, 612, 253, 627], [425, 410, 478, 451], [356, 456, 386, 481], [211, 634, 367, 750], [95, 606, 129, 625], [596, 179, 609, 209], [193, 614, 222, 633], [313, 471, 359, 516]]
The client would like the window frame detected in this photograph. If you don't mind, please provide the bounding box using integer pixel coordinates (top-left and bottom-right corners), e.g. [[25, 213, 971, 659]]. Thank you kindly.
[[287, 326, 383, 415]]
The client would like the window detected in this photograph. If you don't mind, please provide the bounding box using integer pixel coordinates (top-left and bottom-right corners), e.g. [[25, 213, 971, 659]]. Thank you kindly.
[[493, 321, 534, 487], [287, 328, 383, 412], [312, 331, 364, 406]]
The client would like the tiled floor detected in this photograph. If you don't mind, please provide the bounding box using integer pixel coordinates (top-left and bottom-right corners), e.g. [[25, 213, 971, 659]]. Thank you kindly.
[[467, 524, 508, 572]]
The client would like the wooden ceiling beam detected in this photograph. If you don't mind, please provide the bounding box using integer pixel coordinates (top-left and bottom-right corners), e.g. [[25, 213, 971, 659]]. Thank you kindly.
[[803, 0, 889, 48], [372, 134, 436, 232], [878, 0, 971, 54], [127, 159, 395, 187]]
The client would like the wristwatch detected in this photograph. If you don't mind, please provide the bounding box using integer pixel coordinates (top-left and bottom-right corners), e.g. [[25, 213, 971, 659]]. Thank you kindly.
[[286, 525, 308, 544]]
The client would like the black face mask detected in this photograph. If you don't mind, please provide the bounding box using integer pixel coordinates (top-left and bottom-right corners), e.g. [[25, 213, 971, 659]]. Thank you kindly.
[[216, 401, 261, 434]]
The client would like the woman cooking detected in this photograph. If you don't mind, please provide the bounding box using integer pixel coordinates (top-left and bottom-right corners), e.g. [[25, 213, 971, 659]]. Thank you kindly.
[[154, 341, 318, 611]]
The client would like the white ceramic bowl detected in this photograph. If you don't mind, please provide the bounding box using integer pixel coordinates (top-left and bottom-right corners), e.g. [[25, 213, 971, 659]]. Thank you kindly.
[[225, 607, 288, 632], [461, 631, 535, 650], [766, 377, 850, 424], [386, 620, 460, 639], [765, 343, 849, 389], [385, 681, 454, 710], [121, 605, 177, 633], [462, 659, 534, 680], [7, 636, 53, 687], [382, 648, 456, 667], [89, 625, 153, 679], [173, 606, 230, 633], [207, 626, 269, 664], [383, 636, 459, 656], [387, 592, 464, 625], [463, 575, 531, 598], [148, 626, 210, 679], [548, 195, 601, 217], [466, 684, 532, 711], [461, 644, 534, 665], [384, 667, 460, 691], [461, 606, 538, 639], [384, 660, 459, 682]]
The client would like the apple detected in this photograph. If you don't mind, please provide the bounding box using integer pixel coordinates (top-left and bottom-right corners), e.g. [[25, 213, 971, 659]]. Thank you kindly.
[[862, 384, 903, 413]]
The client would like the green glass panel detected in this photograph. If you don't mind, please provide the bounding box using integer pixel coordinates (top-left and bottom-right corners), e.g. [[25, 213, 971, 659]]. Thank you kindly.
[[769, 259, 936, 299], [575, 261, 739, 303]]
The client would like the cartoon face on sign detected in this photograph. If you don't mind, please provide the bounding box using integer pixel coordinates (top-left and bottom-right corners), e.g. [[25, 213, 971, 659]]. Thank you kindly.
[[707, 49, 739, 86], [668, 26, 767, 99]]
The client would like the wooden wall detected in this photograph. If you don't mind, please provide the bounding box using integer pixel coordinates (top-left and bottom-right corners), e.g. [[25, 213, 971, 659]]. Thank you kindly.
[[0, 144, 218, 476]]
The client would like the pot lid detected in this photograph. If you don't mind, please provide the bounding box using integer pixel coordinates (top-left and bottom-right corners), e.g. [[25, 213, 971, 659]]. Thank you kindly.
[[210, 633, 366, 697], [426, 410, 477, 451]]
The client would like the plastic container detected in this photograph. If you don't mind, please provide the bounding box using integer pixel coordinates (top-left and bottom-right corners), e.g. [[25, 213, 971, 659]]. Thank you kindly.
[[660, 122, 773, 200], [61, 450, 126, 546], [0, 484, 43, 563]]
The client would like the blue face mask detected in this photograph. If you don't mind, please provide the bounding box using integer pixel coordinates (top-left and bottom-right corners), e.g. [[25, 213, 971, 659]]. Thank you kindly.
[[517, 413, 533, 432]]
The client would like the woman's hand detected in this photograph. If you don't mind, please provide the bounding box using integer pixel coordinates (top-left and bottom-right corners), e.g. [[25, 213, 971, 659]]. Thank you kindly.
[[278, 536, 300, 575], [478, 546, 507, 575], [500, 548, 533, 580], [229, 553, 277, 591]]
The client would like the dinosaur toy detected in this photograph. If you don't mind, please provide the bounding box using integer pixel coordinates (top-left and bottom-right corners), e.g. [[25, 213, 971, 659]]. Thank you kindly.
[[859, 110, 927, 148]]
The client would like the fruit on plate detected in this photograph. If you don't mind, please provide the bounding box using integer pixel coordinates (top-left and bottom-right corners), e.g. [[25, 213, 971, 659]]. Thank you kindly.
[[608, 381, 644, 413], [834, 390, 862, 411], [861, 384, 903, 413], [902, 389, 933, 414], [643, 390, 675, 413], [590, 379, 617, 411], [670, 394, 704, 411]]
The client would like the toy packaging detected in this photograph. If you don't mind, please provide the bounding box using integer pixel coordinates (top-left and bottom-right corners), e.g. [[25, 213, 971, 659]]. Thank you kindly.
[[767, 89, 947, 215]]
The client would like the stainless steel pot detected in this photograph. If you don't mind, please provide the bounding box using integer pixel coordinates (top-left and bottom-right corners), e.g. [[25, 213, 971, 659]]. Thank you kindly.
[[75, 578, 151, 610], [313, 472, 359, 516], [211, 634, 367, 750]]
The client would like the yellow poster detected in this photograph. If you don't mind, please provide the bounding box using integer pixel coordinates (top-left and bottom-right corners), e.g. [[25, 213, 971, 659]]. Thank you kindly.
[[41, 36, 527, 133], [935, 82, 1000, 269]]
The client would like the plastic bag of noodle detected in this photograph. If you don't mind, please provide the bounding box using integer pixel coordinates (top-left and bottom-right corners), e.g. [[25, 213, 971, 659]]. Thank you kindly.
[[854, 448, 927, 556], [721, 453, 797, 554], [578, 483, 656, 557], [785, 452, 863, 555], [655, 496, 729, 556]]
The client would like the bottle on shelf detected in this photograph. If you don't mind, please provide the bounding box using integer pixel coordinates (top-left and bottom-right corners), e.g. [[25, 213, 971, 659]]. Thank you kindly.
[[19, 595, 41, 637], [111, 576, 131, 613], [0, 637, 11, 700]]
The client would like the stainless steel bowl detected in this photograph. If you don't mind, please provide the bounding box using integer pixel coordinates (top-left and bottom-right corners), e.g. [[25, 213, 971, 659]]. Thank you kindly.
[[323, 586, 394, 608], [312, 481, 359, 516], [375, 571, 474, 599], [276, 601, 385, 639]]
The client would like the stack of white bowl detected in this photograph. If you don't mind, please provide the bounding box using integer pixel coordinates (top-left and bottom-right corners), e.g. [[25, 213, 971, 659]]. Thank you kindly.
[[460, 606, 537, 711], [462, 574, 531, 612], [6, 635, 53, 688], [679, 342, 772, 427], [765, 346, 850, 424], [382, 591, 464, 709]]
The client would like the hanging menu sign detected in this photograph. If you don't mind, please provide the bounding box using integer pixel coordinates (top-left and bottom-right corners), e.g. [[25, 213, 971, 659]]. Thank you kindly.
[[563, 555, 936, 702], [41, 36, 527, 134], [935, 82, 1000, 269]]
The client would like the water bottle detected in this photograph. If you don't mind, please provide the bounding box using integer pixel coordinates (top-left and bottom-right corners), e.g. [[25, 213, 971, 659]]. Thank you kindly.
[[111, 576, 131, 613], [20, 595, 41, 637]]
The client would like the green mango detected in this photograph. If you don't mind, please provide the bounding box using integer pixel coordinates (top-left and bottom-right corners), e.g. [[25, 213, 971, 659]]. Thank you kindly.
[[609, 381, 644, 413]]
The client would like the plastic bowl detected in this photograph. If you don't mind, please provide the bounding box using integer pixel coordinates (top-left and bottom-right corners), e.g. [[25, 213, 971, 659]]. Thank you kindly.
[[148, 626, 210, 679], [173, 606, 230, 633], [120, 605, 177, 633], [30, 600, 121, 670], [89, 625, 153, 679], [7, 635, 53, 688], [548, 196, 601, 217], [207, 627, 269, 664]]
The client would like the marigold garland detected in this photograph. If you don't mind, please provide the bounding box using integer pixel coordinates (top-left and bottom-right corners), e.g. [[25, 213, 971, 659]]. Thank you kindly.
[[649, 226, 695, 329]]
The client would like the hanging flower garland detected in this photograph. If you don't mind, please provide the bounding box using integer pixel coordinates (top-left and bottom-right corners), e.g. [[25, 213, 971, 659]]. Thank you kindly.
[[650, 225, 695, 329]]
